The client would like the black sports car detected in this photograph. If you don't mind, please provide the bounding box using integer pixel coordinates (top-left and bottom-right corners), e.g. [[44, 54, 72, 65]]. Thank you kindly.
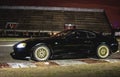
[[13, 29, 118, 61]]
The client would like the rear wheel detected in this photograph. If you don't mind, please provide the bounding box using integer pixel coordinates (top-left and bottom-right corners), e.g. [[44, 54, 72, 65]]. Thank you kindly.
[[32, 45, 51, 61], [97, 44, 110, 59]]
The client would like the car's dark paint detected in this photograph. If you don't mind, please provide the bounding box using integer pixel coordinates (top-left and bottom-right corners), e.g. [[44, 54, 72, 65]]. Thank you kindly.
[[13, 29, 118, 59]]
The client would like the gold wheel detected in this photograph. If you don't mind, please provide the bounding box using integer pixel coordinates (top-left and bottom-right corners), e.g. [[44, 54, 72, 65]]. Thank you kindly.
[[33, 45, 50, 61], [97, 45, 110, 59]]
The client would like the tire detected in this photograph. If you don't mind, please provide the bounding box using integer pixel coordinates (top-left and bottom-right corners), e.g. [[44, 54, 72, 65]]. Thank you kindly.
[[32, 45, 51, 61], [96, 44, 110, 59]]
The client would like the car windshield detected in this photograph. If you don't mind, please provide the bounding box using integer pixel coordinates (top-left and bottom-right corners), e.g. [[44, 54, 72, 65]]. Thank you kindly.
[[52, 30, 72, 38]]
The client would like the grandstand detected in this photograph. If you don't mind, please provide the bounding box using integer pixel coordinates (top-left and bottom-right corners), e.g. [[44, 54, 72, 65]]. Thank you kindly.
[[0, 6, 112, 37]]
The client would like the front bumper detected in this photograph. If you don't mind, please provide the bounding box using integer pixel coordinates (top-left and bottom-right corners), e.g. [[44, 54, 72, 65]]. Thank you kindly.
[[13, 47, 30, 58]]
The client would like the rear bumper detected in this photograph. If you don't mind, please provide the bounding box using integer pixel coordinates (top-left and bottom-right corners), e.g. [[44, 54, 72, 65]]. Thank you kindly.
[[110, 43, 119, 53]]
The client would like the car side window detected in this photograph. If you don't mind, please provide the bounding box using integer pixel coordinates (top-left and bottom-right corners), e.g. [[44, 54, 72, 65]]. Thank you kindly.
[[66, 32, 76, 39], [87, 32, 96, 38], [76, 31, 87, 39]]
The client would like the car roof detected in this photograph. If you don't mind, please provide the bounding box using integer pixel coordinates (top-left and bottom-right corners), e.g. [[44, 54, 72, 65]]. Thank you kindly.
[[66, 29, 100, 36], [66, 29, 97, 33]]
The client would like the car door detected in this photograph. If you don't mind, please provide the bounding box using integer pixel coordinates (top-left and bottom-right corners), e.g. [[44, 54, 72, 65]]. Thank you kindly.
[[52, 30, 95, 55], [74, 31, 89, 53], [86, 31, 96, 51], [61, 31, 86, 53], [78, 31, 96, 53], [62, 31, 79, 53], [65, 31, 94, 54]]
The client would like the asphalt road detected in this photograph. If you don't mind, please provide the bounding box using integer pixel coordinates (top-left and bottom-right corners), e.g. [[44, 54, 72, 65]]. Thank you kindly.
[[0, 41, 120, 63]]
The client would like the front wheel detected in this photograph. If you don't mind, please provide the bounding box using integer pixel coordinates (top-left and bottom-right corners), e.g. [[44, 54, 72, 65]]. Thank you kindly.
[[96, 44, 110, 59], [32, 45, 51, 61]]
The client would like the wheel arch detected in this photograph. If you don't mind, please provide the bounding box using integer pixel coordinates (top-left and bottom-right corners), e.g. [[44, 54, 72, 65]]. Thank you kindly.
[[31, 43, 53, 57], [97, 42, 111, 52]]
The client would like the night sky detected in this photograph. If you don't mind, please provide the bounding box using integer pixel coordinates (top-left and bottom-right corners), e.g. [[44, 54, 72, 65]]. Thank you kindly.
[[0, 0, 120, 29]]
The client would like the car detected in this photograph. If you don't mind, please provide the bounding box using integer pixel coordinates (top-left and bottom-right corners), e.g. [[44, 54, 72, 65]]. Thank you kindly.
[[12, 29, 118, 61]]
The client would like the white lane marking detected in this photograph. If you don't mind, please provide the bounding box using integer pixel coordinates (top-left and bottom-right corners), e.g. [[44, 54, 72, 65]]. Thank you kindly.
[[52, 60, 87, 66], [1, 59, 120, 68], [0, 44, 14, 47], [7, 63, 37, 68], [102, 59, 120, 63]]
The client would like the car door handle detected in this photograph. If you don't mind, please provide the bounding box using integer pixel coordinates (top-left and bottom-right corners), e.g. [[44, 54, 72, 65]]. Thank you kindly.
[[84, 41, 91, 43]]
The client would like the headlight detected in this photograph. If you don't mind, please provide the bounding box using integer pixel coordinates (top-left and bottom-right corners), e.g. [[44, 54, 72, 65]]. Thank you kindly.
[[17, 43, 26, 48]]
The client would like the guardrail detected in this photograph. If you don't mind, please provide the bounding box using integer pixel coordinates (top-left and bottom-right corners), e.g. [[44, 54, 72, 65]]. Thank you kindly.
[[0, 29, 59, 37]]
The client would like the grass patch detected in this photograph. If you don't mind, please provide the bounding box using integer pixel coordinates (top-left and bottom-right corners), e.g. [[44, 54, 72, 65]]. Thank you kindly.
[[0, 63, 120, 77], [0, 38, 28, 41]]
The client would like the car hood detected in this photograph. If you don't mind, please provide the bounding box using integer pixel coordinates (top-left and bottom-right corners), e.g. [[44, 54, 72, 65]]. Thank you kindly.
[[14, 37, 57, 48], [23, 37, 54, 43]]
